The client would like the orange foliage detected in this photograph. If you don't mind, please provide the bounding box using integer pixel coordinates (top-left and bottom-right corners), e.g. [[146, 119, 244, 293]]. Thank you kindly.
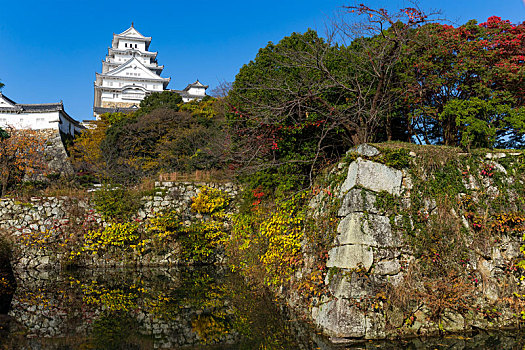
[[0, 128, 47, 195], [69, 118, 109, 175]]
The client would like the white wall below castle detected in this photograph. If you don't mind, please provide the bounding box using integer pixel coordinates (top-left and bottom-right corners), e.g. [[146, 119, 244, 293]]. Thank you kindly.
[[101, 78, 163, 91], [0, 111, 82, 136]]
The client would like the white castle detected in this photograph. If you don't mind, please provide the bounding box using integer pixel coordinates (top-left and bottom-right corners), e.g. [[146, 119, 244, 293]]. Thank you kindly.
[[93, 24, 208, 118]]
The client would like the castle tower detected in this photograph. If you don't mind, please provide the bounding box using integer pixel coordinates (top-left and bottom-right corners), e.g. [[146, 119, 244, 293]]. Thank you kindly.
[[93, 24, 171, 118]]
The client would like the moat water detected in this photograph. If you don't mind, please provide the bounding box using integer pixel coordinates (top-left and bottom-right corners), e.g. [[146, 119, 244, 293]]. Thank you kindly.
[[1, 266, 525, 349]]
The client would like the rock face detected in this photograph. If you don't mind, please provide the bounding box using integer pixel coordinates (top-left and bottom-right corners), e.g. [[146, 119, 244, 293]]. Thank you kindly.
[[310, 144, 523, 341]]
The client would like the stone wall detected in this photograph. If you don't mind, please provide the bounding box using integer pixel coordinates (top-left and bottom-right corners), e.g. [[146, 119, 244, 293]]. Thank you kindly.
[[1, 182, 238, 270], [307, 144, 524, 341], [101, 101, 136, 108], [38, 129, 74, 176]]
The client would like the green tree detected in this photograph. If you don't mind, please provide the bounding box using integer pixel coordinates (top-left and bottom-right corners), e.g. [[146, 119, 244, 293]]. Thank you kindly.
[[228, 5, 435, 192], [70, 112, 135, 180], [228, 29, 341, 192], [137, 91, 183, 116]]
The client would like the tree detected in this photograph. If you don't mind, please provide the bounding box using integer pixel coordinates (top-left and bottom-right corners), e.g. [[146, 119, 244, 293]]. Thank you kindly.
[[136, 91, 183, 116], [228, 30, 339, 190], [0, 128, 47, 195], [100, 98, 226, 183], [69, 112, 135, 179], [400, 17, 525, 148], [227, 5, 436, 191], [209, 81, 232, 98]]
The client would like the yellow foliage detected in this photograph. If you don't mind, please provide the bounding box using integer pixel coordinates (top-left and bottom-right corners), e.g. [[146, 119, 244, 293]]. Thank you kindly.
[[191, 313, 229, 344], [77, 222, 140, 257], [227, 191, 309, 286], [191, 186, 230, 214]]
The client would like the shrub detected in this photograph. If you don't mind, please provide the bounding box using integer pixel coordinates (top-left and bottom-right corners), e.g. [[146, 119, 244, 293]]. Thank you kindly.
[[93, 185, 142, 222], [191, 186, 230, 214], [226, 191, 309, 286], [82, 222, 140, 256]]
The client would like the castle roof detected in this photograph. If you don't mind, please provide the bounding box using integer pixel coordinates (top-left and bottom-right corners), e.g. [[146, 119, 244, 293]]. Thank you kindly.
[[118, 24, 150, 40], [183, 80, 209, 91], [0, 93, 64, 113], [112, 24, 152, 49], [107, 47, 158, 57], [98, 57, 170, 85]]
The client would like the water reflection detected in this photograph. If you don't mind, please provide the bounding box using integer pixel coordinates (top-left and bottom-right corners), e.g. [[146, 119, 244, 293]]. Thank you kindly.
[[2, 266, 525, 349], [1, 266, 319, 349], [343, 331, 525, 350]]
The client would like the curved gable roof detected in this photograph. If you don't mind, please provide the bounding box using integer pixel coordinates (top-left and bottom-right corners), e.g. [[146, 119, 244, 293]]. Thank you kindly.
[[102, 57, 168, 81]]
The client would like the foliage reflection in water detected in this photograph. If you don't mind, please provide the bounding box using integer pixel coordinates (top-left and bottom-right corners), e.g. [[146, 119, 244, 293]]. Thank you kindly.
[[0, 266, 319, 349], [2, 266, 525, 349]]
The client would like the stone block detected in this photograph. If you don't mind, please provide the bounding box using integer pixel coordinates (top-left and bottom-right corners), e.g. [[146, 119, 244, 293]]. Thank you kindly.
[[326, 244, 374, 270], [349, 144, 381, 157], [374, 259, 401, 276], [441, 311, 465, 332], [338, 188, 378, 216], [340, 158, 403, 196], [335, 213, 400, 248], [328, 273, 372, 299], [365, 311, 386, 339], [313, 299, 367, 338]]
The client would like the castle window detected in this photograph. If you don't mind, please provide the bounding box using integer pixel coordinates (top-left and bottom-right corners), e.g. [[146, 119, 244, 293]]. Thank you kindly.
[[135, 44, 138, 48]]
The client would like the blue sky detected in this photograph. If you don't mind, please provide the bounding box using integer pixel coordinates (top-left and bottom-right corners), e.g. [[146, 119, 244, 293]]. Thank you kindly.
[[0, 0, 524, 121]]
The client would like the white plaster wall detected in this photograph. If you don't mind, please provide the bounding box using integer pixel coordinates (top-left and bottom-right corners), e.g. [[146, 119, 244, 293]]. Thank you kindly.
[[102, 78, 163, 90], [101, 88, 146, 104], [0, 111, 59, 130], [58, 111, 83, 135], [117, 40, 146, 52], [0, 100, 13, 107], [0, 111, 82, 136], [188, 87, 206, 96]]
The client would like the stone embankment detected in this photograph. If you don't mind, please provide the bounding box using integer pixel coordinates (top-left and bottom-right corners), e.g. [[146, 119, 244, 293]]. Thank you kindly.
[[40, 129, 74, 176], [307, 144, 524, 341], [1, 182, 238, 270], [4, 143, 525, 343]]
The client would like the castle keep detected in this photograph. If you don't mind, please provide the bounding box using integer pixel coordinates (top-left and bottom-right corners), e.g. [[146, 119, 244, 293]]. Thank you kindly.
[[94, 24, 208, 118]]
